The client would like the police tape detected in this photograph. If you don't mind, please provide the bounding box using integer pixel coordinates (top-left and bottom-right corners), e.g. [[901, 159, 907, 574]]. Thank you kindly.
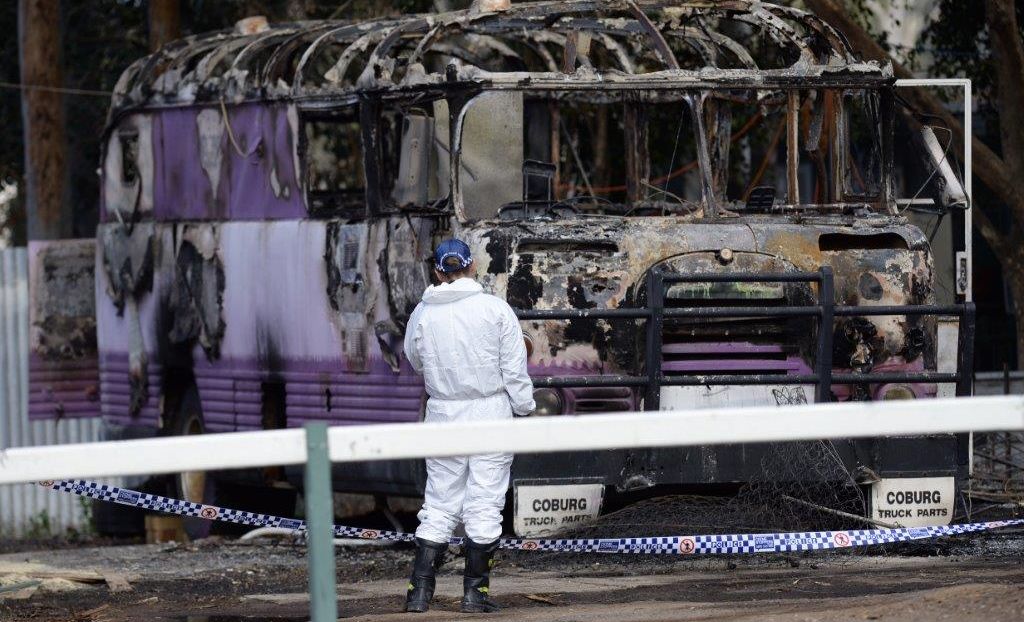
[[43, 479, 1023, 555]]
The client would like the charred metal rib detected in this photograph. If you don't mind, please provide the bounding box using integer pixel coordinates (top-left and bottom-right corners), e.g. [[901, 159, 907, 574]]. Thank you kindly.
[[106, 1, 883, 123]]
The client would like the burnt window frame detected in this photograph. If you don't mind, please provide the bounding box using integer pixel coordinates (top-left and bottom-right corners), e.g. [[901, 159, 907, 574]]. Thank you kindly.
[[360, 91, 455, 218], [698, 85, 893, 215], [441, 82, 895, 222], [837, 88, 887, 203], [299, 104, 368, 219], [451, 86, 707, 222], [101, 114, 152, 225], [117, 128, 141, 186]]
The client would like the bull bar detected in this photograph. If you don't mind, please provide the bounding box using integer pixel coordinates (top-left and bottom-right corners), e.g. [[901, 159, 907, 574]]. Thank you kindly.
[[515, 266, 976, 408]]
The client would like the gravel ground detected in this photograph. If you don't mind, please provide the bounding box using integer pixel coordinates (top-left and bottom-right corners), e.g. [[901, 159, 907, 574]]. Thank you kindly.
[[1, 530, 1022, 621]]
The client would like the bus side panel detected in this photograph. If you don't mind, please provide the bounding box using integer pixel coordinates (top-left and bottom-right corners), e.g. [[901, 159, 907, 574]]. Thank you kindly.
[[27, 240, 101, 420], [151, 103, 305, 222], [191, 220, 424, 432], [95, 224, 167, 430]]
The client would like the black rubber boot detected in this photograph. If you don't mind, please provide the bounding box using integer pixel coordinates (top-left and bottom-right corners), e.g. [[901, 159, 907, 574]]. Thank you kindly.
[[461, 539, 501, 613], [404, 538, 448, 613]]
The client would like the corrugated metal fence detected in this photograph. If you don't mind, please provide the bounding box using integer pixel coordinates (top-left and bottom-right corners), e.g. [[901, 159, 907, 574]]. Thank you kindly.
[[0, 246, 111, 537]]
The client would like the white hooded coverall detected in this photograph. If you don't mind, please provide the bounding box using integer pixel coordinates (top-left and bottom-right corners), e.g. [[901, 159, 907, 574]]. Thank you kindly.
[[404, 278, 536, 544]]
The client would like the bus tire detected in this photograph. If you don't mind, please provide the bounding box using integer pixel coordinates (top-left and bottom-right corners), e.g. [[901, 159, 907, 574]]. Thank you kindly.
[[169, 386, 217, 540]]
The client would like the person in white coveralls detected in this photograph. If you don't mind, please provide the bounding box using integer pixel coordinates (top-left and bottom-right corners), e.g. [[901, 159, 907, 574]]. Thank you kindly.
[[402, 238, 535, 614]]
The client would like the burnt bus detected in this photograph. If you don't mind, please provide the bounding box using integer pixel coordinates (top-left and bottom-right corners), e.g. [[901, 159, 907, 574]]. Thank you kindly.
[[27, 1, 973, 534]]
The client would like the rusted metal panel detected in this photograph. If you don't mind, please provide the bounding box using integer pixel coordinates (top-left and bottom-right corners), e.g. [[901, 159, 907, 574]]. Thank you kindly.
[[1, 247, 116, 537], [94, 217, 433, 432]]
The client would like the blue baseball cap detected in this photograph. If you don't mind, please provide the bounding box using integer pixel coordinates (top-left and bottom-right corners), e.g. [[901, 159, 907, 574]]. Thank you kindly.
[[434, 239, 473, 273]]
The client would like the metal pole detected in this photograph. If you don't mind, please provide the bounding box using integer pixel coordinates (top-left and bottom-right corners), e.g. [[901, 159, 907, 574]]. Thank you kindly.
[[305, 423, 337, 622], [964, 80, 973, 303], [815, 266, 835, 403], [644, 268, 664, 411], [956, 302, 976, 471], [956, 302, 976, 397]]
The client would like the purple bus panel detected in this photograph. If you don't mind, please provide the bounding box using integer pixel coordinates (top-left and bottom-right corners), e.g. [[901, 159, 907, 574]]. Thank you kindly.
[[102, 103, 305, 224]]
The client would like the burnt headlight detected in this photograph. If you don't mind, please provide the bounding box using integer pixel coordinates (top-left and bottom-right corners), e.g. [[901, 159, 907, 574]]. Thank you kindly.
[[880, 384, 916, 400], [531, 388, 564, 416]]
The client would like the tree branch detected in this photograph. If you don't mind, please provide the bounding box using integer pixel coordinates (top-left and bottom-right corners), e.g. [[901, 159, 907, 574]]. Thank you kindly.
[[803, 0, 1024, 254], [984, 0, 1024, 177], [971, 202, 1009, 257]]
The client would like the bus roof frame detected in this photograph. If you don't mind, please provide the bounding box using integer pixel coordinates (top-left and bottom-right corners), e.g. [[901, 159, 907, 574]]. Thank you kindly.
[[106, 0, 892, 127]]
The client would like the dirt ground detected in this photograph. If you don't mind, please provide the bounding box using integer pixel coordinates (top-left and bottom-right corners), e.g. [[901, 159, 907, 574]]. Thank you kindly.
[[1, 532, 1022, 622]]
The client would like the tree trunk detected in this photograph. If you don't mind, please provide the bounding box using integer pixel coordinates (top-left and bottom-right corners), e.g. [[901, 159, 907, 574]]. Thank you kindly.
[[18, 0, 69, 241], [971, 206, 1024, 364], [984, 0, 1024, 180], [148, 0, 181, 52], [1002, 254, 1024, 366]]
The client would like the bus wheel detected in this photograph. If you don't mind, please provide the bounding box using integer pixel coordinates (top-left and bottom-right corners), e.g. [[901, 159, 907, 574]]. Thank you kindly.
[[170, 388, 216, 540]]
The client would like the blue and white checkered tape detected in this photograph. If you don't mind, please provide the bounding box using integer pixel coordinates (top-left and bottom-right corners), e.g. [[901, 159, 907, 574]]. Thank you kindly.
[[42, 479, 1023, 555]]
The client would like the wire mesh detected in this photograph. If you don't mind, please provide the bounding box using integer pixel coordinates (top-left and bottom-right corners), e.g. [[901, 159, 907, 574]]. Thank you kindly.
[[504, 440, 903, 571]]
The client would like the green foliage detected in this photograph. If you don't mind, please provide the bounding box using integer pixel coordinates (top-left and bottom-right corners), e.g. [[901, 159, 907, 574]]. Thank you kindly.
[[919, 1, 1024, 161], [24, 509, 51, 540], [10, 501, 95, 542], [841, 0, 898, 53], [76, 497, 96, 538], [922, 1, 1008, 100]]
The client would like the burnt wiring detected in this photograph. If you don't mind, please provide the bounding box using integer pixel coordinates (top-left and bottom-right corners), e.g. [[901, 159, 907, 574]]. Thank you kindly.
[[219, 98, 247, 158], [659, 104, 689, 197], [638, 179, 700, 215], [559, 109, 765, 197], [558, 116, 597, 199]]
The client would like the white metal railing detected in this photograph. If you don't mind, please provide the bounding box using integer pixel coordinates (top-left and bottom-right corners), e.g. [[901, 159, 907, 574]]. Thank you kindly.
[[2, 394, 1023, 620], [1, 396, 1023, 485]]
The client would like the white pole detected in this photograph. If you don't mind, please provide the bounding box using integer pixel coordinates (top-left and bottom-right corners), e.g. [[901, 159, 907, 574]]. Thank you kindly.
[[964, 79, 973, 302], [326, 395, 1023, 462], [0, 427, 308, 484]]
